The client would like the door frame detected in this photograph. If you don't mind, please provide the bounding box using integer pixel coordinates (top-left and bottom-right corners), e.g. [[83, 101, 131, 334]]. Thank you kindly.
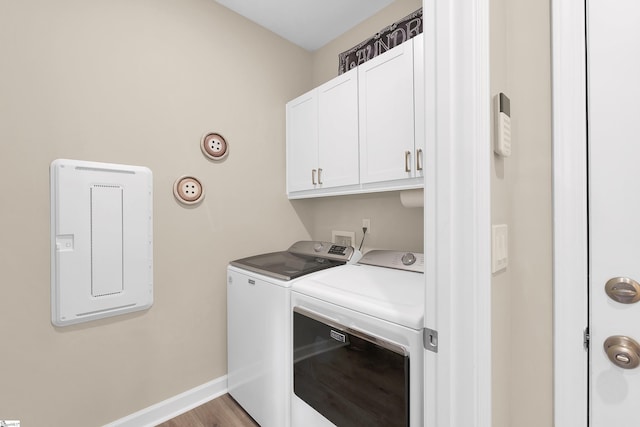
[[551, 0, 589, 424], [423, 0, 492, 426]]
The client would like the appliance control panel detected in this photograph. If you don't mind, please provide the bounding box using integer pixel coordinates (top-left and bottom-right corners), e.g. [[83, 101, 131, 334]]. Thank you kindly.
[[288, 241, 355, 262], [358, 250, 424, 273]]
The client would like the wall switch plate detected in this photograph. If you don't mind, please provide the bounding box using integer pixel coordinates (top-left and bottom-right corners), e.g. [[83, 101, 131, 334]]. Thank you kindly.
[[492, 224, 508, 273], [332, 230, 356, 247]]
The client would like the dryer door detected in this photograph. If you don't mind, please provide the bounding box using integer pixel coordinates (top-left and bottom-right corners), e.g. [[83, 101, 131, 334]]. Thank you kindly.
[[293, 307, 409, 427]]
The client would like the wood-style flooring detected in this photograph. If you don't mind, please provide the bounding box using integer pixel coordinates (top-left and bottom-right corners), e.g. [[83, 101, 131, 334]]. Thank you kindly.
[[156, 393, 259, 427]]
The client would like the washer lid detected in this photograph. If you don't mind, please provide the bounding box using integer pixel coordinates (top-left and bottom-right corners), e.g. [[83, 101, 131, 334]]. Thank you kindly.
[[230, 251, 342, 281], [229, 241, 355, 281], [291, 264, 424, 329]]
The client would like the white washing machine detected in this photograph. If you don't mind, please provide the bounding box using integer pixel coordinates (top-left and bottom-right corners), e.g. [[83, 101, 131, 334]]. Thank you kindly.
[[290, 250, 425, 427], [227, 241, 357, 427]]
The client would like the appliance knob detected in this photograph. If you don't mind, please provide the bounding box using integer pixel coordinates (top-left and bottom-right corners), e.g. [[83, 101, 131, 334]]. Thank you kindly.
[[401, 252, 416, 266], [314, 243, 324, 252]]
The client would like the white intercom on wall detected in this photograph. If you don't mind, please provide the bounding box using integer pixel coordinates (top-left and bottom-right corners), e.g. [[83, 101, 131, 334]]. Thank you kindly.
[[494, 93, 512, 157], [50, 159, 153, 326]]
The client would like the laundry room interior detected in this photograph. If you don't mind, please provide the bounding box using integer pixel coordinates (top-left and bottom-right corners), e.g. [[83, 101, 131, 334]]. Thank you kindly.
[[0, 0, 551, 426]]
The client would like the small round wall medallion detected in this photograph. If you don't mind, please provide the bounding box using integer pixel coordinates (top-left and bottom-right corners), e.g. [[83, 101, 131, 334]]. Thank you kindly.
[[173, 175, 205, 205], [200, 132, 229, 161]]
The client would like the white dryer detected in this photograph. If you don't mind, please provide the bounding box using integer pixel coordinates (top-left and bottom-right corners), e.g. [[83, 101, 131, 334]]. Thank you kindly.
[[290, 250, 425, 427]]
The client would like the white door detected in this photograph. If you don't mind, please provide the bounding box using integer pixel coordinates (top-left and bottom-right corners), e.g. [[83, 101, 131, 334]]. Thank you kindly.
[[358, 40, 415, 184], [589, 0, 640, 424], [317, 68, 359, 189], [286, 89, 318, 193], [412, 34, 425, 180]]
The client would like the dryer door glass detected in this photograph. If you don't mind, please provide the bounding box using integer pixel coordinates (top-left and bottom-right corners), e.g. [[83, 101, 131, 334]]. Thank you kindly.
[[293, 308, 409, 427]]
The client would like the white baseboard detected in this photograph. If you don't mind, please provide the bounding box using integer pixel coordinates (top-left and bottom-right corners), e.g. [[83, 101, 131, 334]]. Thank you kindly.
[[104, 376, 228, 427]]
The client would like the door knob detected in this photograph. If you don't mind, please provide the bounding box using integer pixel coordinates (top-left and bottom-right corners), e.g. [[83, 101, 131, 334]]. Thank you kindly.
[[604, 335, 640, 369], [605, 277, 640, 304]]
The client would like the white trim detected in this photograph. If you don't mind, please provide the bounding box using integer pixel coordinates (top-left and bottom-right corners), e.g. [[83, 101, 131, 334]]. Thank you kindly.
[[103, 376, 228, 427], [422, 1, 439, 425], [424, 0, 492, 426], [551, 0, 589, 425]]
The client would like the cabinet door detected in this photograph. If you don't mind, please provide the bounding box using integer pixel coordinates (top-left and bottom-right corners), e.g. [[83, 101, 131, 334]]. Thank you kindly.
[[317, 68, 359, 189], [286, 89, 318, 193], [413, 34, 425, 179], [359, 40, 415, 184]]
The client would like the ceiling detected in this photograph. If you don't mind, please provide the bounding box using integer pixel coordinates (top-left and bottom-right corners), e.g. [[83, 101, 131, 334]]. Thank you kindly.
[[215, 0, 395, 51]]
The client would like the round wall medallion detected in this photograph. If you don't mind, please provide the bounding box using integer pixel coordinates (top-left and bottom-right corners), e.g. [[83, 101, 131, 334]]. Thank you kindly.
[[173, 175, 205, 205], [201, 132, 229, 161]]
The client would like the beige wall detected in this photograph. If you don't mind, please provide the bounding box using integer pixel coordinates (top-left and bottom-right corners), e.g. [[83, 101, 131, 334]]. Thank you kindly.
[[491, 0, 512, 424], [491, 0, 553, 426], [0, 0, 424, 425], [0, 0, 314, 425], [292, 191, 424, 254]]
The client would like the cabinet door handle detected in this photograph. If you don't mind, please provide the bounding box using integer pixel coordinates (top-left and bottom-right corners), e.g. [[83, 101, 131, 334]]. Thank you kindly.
[[312, 169, 317, 185], [318, 168, 323, 185], [405, 151, 412, 172], [416, 148, 423, 171]]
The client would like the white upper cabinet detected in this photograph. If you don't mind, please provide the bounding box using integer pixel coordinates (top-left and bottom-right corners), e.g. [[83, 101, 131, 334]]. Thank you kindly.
[[358, 40, 415, 183], [413, 33, 425, 180], [317, 68, 360, 189], [286, 34, 424, 199], [286, 89, 318, 193], [286, 68, 359, 194]]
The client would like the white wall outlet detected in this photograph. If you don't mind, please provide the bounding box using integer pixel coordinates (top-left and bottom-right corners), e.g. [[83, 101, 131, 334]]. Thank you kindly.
[[492, 224, 508, 273], [332, 230, 356, 247], [362, 218, 371, 233]]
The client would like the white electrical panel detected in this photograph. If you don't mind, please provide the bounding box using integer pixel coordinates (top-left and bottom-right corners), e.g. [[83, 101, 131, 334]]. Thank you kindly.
[[50, 159, 153, 326], [494, 93, 511, 157]]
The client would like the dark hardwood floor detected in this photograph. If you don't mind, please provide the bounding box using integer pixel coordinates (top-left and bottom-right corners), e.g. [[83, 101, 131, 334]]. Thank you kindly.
[[156, 393, 259, 427]]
